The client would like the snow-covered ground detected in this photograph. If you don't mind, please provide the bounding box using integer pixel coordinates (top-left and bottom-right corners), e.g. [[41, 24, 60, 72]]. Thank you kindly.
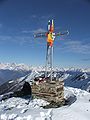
[[0, 87, 90, 120]]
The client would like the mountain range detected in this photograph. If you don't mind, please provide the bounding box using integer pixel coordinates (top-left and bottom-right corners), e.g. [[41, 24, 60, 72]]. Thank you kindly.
[[0, 63, 90, 95], [0, 63, 90, 120]]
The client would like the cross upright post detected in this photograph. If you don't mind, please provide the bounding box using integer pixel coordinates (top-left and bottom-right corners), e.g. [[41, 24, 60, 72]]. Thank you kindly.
[[34, 19, 69, 81]]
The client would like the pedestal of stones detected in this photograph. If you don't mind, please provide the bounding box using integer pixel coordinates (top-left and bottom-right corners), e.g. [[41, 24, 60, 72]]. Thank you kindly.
[[31, 79, 64, 107]]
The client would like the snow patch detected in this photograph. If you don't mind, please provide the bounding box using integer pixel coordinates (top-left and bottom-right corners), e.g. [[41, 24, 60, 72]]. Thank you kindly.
[[8, 80, 14, 84], [1, 114, 7, 120], [8, 114, 18, 120]]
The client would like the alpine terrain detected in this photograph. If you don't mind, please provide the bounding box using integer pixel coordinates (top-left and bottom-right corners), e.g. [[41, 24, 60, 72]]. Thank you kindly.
[[0, 63, 90, 120]]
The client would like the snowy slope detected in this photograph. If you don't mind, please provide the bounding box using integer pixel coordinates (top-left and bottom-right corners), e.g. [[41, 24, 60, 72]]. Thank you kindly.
[[0, 87, 90, 120], [53, 87, 90, 120], [0, 70, 40, 95], [64, 70, 90, 92]]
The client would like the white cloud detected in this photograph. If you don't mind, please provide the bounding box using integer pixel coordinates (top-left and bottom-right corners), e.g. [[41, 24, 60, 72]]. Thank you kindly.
[[63, 40, 90, 54], [0, 35, 12, 41], [0, 34, 89, 54], [31, 15, 37, 19], [40, 15, 55, 20], [31, 14, 55, 22], [22, 28, 46, 34], [0, 35, 33, 46], [82, 58, 90, 61], [34, 28, 46, 33], [0, 24, 2, 28], [56, 39, 90, 54], [22, 30, 33, 33]]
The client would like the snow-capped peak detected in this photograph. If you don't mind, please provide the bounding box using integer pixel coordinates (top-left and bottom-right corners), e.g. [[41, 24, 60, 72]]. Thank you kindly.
[[0, 63, 31, 71]]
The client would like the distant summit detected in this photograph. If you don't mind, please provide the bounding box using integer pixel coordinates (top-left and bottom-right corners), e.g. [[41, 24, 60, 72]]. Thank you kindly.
[[0, 63, 31, 71], [0, 63, 32, 85]]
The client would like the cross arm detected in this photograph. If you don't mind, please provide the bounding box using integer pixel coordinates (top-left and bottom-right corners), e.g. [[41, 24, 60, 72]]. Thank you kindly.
[[34, 32, 48, 38], [55, 30, 69, 36]]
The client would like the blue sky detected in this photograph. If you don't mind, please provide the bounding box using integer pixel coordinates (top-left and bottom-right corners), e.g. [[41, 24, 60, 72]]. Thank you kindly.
[[0, 0, 90, 68]]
